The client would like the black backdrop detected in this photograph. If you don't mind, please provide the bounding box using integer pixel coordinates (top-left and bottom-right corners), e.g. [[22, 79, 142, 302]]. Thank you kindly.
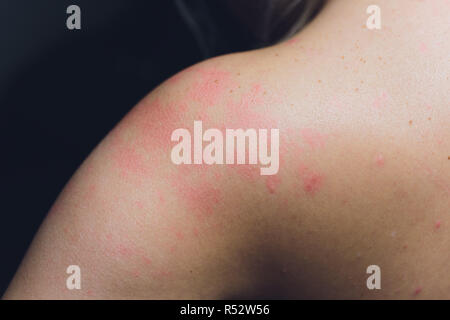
[[0, 0, 253, 296]]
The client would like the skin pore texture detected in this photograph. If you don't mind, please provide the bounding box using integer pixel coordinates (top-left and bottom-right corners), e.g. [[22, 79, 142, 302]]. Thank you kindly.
[[3, 0, 450, 299]]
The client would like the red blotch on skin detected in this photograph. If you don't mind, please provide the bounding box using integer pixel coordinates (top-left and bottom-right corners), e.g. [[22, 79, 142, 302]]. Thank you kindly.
[[413, 287, 422, 296], [419, 42, 428, 53], [298, 163, 323, 196], [136, 200, 144, 209], [375, 153, 385, 167], [117, 146, 145, 174], [113, 144, 149, 181], [175, 231, 184, 240], [303, 173, 323, 195], [173, 179, 223, 219], [142, 256, 152, 265], [117, 244, 134, 257], [265, 175, 282, 194], [137, 99, 188, 151], [435, 221, 441, 229]]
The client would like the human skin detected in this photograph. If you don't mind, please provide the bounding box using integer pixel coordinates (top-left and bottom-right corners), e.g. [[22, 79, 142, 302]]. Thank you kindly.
[[3, 0, 450, 299]]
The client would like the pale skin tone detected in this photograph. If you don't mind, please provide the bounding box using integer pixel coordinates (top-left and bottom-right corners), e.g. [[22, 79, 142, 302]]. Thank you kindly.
[[3, 0, 450, 299]]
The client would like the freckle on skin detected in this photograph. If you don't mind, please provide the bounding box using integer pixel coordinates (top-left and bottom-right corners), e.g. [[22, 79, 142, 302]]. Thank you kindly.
[[409, 120, 413, 126]]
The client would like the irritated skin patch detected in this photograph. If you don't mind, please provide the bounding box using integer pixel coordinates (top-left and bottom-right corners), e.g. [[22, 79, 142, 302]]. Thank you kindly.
[[298, 163, 323, 196], [435, 221, 441, 229], [188, 67, 232, 108], [413, 287, 422, 296], [265, 175, 282, 194], [303, 172, 323, 195], [375, 153, 385, 167]]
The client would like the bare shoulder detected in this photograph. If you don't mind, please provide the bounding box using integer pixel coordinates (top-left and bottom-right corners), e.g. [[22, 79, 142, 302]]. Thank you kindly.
[[2, 51, 292, 299], [4, 16, 450, 298]]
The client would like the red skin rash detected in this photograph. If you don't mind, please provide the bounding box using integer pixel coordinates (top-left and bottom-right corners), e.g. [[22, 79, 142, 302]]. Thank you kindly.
[[111, 142, 150, 182], [435, 221, 442, 229], [169, 171, 223, 220], [142, 256, 152, 266], [232, 164, 260, 183], [265, 175, 282, 194], [303, 172, 323, 195], [187, 67, 233, 108], [374, 153, 385, 167], [134, 99, 189, 152], [111, 66, 292, 230], [224, 83, 280, 130], [413, 286, 422, 296], [298, 163, 324, 196]]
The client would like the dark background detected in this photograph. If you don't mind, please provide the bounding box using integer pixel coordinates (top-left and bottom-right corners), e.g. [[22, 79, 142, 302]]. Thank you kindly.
[[0, 0, 257, 296]]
